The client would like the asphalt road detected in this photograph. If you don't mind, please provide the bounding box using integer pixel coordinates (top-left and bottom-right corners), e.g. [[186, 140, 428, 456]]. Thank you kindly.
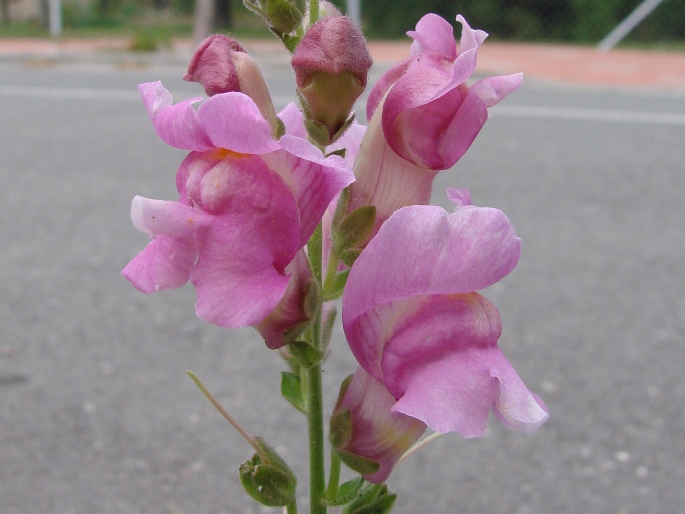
[[1, 51, 684, 514]]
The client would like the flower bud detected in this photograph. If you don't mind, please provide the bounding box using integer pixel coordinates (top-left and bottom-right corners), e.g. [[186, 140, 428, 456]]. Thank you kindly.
[[330, 367, 426, 483], [184, 34, 282, 137], [292, 16, 372, 143]]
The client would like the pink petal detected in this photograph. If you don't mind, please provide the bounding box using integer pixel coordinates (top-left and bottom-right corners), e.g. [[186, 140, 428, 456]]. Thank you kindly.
[[407, 13, 457, 59], [278, 103, 308, 139], [388, 85, 487, 169], [130, 196, 208, 237], [348, 104, 437, 237], [138, 81, 213, 152], [197, 92, 280, 154], [470, 73, 524, 108], [189, 161, 301, 327], [262, 137, 355, 247], [335, 367, 426, 483], [456, 14, 488, 55], [122, 235, 197, 293], [342, 204, 521, 327]]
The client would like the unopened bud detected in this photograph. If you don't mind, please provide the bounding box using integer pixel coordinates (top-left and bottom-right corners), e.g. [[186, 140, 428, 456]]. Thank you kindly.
[[292, 16, 372, 142], [184, 34, 282, 138]]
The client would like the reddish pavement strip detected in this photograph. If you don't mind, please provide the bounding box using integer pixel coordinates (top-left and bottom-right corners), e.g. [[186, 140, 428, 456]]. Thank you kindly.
[[1, 37, 684, 90]]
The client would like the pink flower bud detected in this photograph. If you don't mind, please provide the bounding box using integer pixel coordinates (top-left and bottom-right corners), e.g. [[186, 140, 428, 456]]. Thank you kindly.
[[292, 16, 372, 140], [184, 35, 280, 136]]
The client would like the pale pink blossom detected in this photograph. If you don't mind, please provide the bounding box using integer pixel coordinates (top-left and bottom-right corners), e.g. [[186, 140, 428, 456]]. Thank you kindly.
[[342, 194, 548, 435], [123, 82, 354, 337]]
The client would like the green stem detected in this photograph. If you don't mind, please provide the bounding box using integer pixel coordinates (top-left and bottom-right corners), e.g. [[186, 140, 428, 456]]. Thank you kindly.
[[306, 223, 326, 514], [309, 0, 319, 26], [325, 452, 341, 502], [286, 499, 299, 514]]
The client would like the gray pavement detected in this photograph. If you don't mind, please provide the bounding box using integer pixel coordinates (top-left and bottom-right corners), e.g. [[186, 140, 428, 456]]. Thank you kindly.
[[1, 48, 684, 514]]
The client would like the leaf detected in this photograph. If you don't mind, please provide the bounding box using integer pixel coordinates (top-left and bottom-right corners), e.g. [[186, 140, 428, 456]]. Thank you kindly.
[[336, 449, 380, 476], [280, 371, 306, 414], [333, 205, 377, 254], [288, 340, 324, 369], [323, 269, 349, 301], [325, 477, 365, 506]]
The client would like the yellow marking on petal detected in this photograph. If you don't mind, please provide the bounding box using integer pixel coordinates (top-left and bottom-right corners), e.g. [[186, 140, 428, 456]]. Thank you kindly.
[[213, 148, 247, 160]]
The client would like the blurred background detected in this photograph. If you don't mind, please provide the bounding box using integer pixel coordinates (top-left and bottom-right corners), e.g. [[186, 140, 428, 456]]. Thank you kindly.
[[0, 0, 683, 49]]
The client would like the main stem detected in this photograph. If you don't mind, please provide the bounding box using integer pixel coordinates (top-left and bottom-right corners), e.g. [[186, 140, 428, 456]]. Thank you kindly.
[[307, 223, 326, 514]]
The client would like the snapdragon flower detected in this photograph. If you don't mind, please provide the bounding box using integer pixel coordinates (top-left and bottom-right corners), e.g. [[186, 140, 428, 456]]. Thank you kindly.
[[342, 190, 548, 435], [122, 82, 353, 339], [348, 14, 522, 237]]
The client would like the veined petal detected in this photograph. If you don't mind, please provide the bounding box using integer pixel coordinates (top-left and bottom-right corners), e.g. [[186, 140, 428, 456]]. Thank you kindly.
[[197, 92, 280, 154], [348, 103, 437, 237], [343, 203, 521, 327], [138, 81, 213, 152], [262, 137, 354, 247]]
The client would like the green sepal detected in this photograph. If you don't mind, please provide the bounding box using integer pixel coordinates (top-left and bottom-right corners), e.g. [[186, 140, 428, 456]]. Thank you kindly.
[[326, 147, 347, 159], [329, 408, 352, 449], [335, 449, 381, 476], [238, 436, 297, 507], [288, 340, 324, 369], [339, 248, 363, 267], [333, 205, 376, 266], [280, 371, 306, 414], [324, 477, 365, 507], [343, 484, 394, 514], [323, 269, 349, 301], [273, 116, 287, 139], [328, 114, 357, 146], [304, 118, 332, 148]]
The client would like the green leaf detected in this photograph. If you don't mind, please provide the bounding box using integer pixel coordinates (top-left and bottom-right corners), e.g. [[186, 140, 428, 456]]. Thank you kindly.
[[288, 340, 324, 369], [342, 483, 386, 514], [350, 493, 396, 514], [333, 205, 376, 254], [323, 269, 349, 301], [325, 477, 365, 506], [280, 371, 306, 414], [339, 247, 363, 267]]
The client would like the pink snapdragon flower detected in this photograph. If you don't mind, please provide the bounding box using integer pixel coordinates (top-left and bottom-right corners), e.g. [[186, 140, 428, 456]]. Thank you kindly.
[[367, 13, 522, 170], [348, 14, 522, 236], [122, 82, 353, 338], [342, 191, 548, 435]]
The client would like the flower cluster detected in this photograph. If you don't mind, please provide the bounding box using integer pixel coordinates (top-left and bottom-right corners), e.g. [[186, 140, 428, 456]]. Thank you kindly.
[[123, 6, 547, 510]]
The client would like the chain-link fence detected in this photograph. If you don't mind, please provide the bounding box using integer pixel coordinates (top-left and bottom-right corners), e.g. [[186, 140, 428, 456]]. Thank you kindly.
[[330, 0, 684, 46]]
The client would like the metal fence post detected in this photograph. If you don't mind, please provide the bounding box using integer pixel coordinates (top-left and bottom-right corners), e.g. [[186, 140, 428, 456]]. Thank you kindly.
[[347, 0, 361, 27], [49, 0, 62, 38], [598, 0, 666, 51]]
